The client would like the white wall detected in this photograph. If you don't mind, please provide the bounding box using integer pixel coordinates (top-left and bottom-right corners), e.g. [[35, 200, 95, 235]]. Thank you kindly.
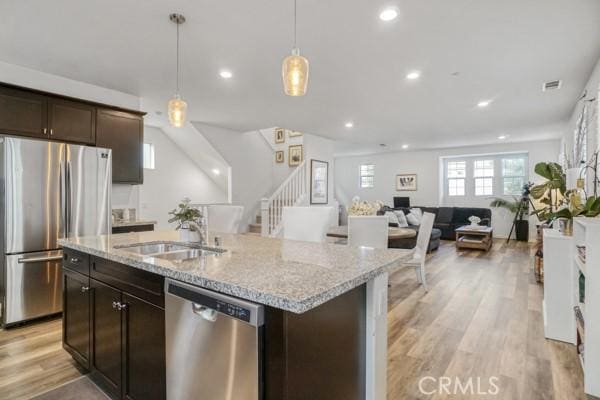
[[335, 139, 561, 239], [562, 56, 600, 187], [139, 126, 227, 229]]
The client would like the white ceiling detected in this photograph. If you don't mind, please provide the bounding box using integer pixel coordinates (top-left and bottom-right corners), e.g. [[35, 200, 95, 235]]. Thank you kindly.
[[1, 0, 599, 151]]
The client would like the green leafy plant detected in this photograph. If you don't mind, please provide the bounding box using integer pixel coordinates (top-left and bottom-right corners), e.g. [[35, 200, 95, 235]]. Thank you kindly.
[[489, 196, 527, 220], [529, 162, 568, 221], [168, 198, 202, 230], [529, 162, 600, 221]]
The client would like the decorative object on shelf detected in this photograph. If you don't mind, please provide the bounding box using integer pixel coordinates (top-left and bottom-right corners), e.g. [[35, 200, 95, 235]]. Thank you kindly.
[[282, 0, 309, 96], [289, 130, 303, 137], [275, 150, 284, 163], [396, 174, 417, 191], [288, 144, 303, 166], [489, 182, 535, 242], [168, 197, 202, 242], [274, 128, 285, 144], [347, 196, 384, 216], [167, 13, 188, 128], [310, 159, 328, 204]]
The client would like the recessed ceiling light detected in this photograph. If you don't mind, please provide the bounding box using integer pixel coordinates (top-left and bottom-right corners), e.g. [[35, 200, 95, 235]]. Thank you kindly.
[[402, 144, 409, 149], [379, 8, 398, 21], [477, 100, 492, 108], [498, 135, 508, 140], [406, 71, 421, 80], [212, 168, 220, 175], [219, 70, 233, 79], [345, 122, 354, 128]]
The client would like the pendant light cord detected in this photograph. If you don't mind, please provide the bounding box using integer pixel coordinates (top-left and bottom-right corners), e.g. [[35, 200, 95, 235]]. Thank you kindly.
[[293, 0, 297, 49], [176, 20, 180, 95]]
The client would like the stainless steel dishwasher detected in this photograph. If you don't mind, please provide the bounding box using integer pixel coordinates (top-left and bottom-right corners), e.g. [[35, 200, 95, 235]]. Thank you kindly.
[[165, 279, 264, 400]]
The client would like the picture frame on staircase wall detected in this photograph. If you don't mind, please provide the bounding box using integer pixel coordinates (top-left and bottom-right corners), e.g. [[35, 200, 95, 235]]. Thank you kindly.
[[310, 159, 329, 204], [274, 128, 286, 143], [275, 150, 284, 163], [289, 144, 303, 166]]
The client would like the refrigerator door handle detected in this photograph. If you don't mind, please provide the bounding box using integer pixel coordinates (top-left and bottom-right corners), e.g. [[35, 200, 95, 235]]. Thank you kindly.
[[66, 160, 71, 237], [18, 255, 63, 264], [59, 160, 67, 239]]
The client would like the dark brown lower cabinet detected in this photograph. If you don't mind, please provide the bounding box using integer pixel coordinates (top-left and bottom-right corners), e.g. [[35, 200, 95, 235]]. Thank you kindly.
[[91, 279, 123, 399], [122, 293, 165, 400], [88, 278, 166, 400], [62, 268, 91, 369]]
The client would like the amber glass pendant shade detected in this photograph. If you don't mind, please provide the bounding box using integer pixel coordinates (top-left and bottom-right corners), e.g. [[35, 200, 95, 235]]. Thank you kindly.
[[168, 94, 187, 128], [282, 48, 309, 96]]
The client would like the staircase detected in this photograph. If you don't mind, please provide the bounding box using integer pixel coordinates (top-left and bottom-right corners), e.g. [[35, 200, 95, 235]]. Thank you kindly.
[[259, 160, 308, 237]]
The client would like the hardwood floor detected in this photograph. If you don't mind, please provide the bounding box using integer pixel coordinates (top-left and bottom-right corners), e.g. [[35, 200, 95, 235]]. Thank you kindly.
[[388, 239, 585, 399], [0, 318, 84, 400], [0, 239, 585, 399]]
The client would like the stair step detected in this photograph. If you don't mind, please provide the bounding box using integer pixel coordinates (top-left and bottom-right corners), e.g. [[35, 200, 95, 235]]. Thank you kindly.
[[248, 223, 262, 234]]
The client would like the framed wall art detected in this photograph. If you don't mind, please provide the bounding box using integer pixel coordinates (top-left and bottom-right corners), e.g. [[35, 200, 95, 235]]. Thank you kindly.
[[396, 174, 417, 191], [289, 144, 303, 166], [310, 159, 328, 204]]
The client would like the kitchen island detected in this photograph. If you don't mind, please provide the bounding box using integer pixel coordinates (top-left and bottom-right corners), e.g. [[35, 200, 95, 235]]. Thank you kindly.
[[59, 230, 411, 400]]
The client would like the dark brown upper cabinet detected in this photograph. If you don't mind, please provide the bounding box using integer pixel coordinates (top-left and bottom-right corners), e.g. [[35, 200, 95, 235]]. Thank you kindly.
[[96, 109, 144, 184], [0, 85, 48, 139], [48, 98, 96, 144]]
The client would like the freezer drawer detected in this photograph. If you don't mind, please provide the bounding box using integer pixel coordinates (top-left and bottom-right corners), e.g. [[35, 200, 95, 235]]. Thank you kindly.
[[4, 250, 63, 325], [165, 280, 264, 400]]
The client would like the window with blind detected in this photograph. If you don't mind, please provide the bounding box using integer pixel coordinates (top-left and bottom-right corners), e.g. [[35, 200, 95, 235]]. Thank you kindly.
[[359, 164, 375, 188]]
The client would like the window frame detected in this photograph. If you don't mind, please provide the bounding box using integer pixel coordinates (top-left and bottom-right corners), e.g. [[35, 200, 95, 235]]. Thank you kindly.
[[473, 159, 494, 196], [447, 160, 466, 197], [501, 157, 526, 195], [359, 163, 375, 188], [143, 142, 155, 170]]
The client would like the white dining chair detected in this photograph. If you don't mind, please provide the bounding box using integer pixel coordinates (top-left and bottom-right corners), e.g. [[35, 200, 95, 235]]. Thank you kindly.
[[207, 205, 244, 234], [281, 206, 333, 243], [402, 212, 435, 291], [348, 216, 389, 249]]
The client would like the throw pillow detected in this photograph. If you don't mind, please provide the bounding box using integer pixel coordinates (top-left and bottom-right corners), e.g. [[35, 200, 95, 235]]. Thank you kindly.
[[410, 208, 423, 224], [384, 211, 400, 226], [394, 210, 409, 228], [406, 212, 420, 226]]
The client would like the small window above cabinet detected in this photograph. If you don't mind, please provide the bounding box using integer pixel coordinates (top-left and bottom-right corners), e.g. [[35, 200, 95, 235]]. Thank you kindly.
[[96, 109, 144, 184]]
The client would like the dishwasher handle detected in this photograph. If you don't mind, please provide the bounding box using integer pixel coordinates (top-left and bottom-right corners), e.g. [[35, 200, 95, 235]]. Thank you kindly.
[[166, 279, 264, 327]]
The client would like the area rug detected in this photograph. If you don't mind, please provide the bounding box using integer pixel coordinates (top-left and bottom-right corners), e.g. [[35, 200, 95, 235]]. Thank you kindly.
[[31, 376, 109, 400]]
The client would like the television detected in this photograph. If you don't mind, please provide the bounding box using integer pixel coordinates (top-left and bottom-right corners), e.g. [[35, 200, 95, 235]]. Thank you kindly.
[[393, 197, 410, 208]]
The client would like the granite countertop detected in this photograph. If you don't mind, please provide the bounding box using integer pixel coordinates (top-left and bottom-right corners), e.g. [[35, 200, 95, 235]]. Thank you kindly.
[[58, 230, 411, 313], [112, 220, 158, 227]]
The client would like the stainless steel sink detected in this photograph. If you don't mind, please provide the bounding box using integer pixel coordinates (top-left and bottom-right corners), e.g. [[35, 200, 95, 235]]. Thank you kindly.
[[153, 248, 223, 261], [115, 241, 226, 260], [117, 242, 194, 255]]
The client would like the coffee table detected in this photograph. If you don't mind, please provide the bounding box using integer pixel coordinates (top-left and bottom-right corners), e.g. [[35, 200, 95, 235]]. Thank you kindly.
[[327, 225, 416, 240], [455, 225, 493, 252]]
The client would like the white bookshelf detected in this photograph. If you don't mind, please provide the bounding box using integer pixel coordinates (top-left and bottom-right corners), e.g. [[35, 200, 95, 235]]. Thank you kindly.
[[573, 217, 600, 397], [542, 228, 576, 344]]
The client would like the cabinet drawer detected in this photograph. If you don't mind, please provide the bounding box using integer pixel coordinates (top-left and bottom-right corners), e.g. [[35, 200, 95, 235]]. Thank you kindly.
[[90, 257, 164, 308], [63, 249, 90, 276]]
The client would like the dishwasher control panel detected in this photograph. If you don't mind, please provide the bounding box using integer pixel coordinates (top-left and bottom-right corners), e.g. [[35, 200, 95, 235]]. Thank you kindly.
[[216, 300, 251, 323]]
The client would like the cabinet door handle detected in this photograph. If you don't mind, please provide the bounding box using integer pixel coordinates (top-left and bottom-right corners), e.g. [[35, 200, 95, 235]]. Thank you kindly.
[[50, 129, 54, 136], [81, 286, 90, 293], [70, 257, 80, 263], [43, 128, 48, 135]]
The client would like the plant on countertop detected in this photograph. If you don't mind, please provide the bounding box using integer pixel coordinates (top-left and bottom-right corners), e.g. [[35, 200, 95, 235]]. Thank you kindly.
[[347, 196, 384, 216], [168, 198, 202, 230]]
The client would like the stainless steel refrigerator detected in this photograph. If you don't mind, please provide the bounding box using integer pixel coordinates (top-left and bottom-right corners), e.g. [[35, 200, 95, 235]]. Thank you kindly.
[[0, 136, 111, 326]]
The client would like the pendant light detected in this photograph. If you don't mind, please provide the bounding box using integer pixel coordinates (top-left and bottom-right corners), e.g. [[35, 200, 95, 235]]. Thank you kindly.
[[282, 0, 309, 96], [168, 13, 187, 127]]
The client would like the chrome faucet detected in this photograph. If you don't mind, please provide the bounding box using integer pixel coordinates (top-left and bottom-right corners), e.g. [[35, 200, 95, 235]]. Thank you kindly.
[[187, 206, 208, 245]]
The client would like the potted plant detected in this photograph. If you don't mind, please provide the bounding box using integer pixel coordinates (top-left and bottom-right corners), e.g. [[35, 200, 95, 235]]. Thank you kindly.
[[489, 196, 529, 241], [168, 198, 202, 242]]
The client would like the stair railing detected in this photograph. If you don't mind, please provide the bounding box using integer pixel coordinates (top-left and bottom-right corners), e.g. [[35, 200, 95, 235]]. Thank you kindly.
[[260, 160, 307, 236]]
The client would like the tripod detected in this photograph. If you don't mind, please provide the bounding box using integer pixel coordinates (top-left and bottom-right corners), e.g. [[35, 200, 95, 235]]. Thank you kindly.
[[506, 194, 537, 244]]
